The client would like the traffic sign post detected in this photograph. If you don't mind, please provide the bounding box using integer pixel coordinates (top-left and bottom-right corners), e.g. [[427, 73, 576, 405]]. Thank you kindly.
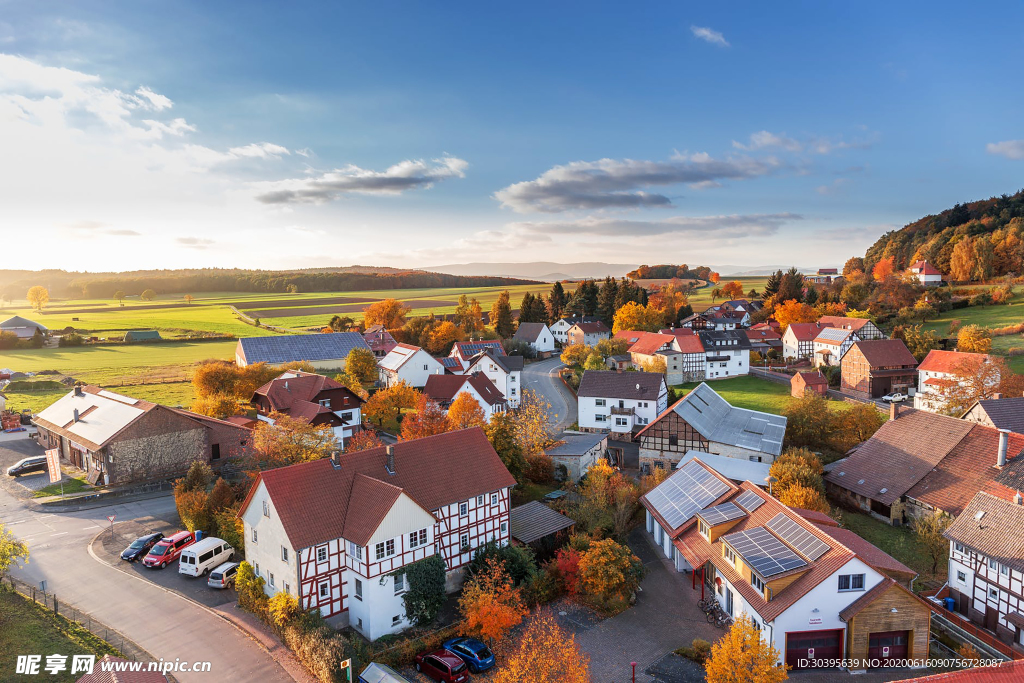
[[107, 514, 116, 539], [340, 659, 351, 682]]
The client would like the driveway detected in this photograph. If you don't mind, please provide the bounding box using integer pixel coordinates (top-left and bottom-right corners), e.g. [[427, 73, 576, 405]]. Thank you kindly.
[[522, 356, 577, 433]]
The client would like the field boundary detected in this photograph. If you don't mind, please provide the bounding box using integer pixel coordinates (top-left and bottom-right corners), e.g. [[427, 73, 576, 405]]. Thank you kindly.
[[229, 306, 304, 335]]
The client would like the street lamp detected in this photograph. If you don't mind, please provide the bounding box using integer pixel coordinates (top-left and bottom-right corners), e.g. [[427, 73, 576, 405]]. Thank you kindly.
[[765, 475, 778, 496]]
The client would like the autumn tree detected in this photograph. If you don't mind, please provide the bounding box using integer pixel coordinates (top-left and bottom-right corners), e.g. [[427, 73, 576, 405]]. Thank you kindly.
[[426, 320, 462, 354], [191, 393, 241, 419], [583, 353, 606, 371], [26, 285, 48, 311], [843, 257, 865, 276], [344, 347, 379, 386], [705, 615, 787, 683], [490, 290, 515, 338], [722, 281, 745, 299], [511, 388, 553, 456], [250, 412, 337, 471], [578, 538, 644, 606], [913, 510, 952, 574], [493, 613, 590, 683], [113, 290, 126, 305], [936, 355, 1005, 416], [872, 256, 896, 281], [709, 271, 721, 284], [830, 402, 885, 453], [612, 301, 663, 333], [560, 343, 592, 368], [444, 392, 485, 430], [779, 484, 831, 514], [484, 411, 527, 483], [595, 337, 629, 358], [362, 381, 421, 427], [769, 448, 824, 497], [140, 288, 156, 301], [458, 558, 527, 643], [184, 294, 195, 305], [957, 324, 992, 353], [640, 355, 667, 375], [328, 314, 355, 331], [773, 299, 817, 332], [363, 298, 411, 329], [0, 523, 30, 578], [893, 324, 943, 361], [399, 395, 451, 440], [345, 430, 384, 452], [334, 370, 369, 400], [781, 394, 833, 449]]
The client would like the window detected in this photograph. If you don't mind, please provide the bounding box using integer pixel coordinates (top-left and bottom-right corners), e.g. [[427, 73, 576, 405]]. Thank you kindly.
[[510, 387, 516, 395], [460, 502, 468, 517], [595, 399, 606, 407], [375, 540, 396, 560], [255, 561, 259, 575], [392, 614, 402, 626], [477, 495, 484, 505], [263, 500, 270, 517], [595, 414, 607, 422], [281, 546, 289, 563], [394, 573, 405, 594], [500, 522, 507, 534], [423, 364, 428, 370], [317, 546, 327, 563], [354, 579, 362, 600], [838, 574, 865, 591], [724, 547, 736, 564], [269, 572, 275, 588], [284, 582, 290, 595], [751, 574, 765, 592], [318, 399, 330, 408], [637, 417, 648, 425], [668, 435, 678, 446], [615, 417, 628, 427], [460, 533, 470, 549], [409, 529, 427, 548], [989, 558, 997, 570], [319, 582, 330, 598], [252, 528, 258, 544], [698, 520, 709, 538], [1001, 563, 1010, 577], [989, 587, 999, 600], [349, 542, 363, 560], [491, 493, 498, 505], [957, 571, 966, 583]]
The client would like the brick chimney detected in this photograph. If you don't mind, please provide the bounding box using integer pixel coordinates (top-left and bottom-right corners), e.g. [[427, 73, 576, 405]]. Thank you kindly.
[[998, 429, 1010, 468], [330, 450, 341, 469], [74, 385, 83, 397], [889, 402, 900, 421], [385, 445, 395, 474]]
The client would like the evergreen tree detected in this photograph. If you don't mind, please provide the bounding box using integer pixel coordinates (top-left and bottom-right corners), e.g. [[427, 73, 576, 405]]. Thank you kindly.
[[762, 270, 781, 301], [581, 280, 599, 317], [491, 290, 514, 338], [778, 266, 804, 303], [519, 292, 540, 323], [597, 277, 618, 326], [547, 282, 567, 321], [804, 286, 819, 305]]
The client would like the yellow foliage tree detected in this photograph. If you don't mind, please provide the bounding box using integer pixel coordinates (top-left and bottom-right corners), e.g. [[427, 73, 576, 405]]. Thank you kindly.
[[344, 347, 379, 386], [191, 393, 241, 419], [458, 558, 527, 643], [577, 538, 644, 604], [267, 591, 300, 627], [250, 412, 337, 470], [363, 298, 411, 329], [705, 615, 788, 683], [362, 381, 421, 427], [26, 285, 49, 311], [510, 389, 553, 456], [722, 281, 745, 299], [493, 613, 590, 683], [448, 392, 487, 430], [583, 352, 607, 371], [560, 343, 592, 368], [612, 301, 664, 333], [426, 320, 463, 354], [957, 324, 992, 353], [778, 484, 831, 514]]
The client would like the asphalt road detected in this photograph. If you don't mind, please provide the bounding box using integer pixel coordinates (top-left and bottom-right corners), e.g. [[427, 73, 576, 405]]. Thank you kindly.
[[0, 474, 294, 682], [521, 355, 577, 434]]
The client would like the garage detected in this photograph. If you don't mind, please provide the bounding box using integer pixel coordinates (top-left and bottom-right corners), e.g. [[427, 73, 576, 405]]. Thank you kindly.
[[785, 629, 843, 669], [868, 630, 908, 665]]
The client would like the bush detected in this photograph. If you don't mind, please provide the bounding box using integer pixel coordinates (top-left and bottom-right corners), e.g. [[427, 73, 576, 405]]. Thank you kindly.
[[524, 453, 555, 484], [236, 561, 267, 614], [282, 618, 353, 683], [268, 592, 300, 627], [524, 562, 564, 606], [58, 333, 84, 347], [502, 338, 537, 359], [468, 541, 537, 585], [676, 638, 712, 664]]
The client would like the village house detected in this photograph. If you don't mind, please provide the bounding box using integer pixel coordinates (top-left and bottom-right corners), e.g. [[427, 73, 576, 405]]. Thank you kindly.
[[235, 332, 371, 371], [238, 428, 516, 641], [250, 371, 364, 448], [544, 432, 608, 482], [944, 491, 1024, 647], [460, 349, 524, 408], [576, 370, 668, 436], [839, 339, 918, 400], [675, 451, 773, 486], [637, 382, 786, 471], [805, 268, 839, 285], [34, 385, 250, 486], [362, 325, 398, 359], [0, 315, 47, 339], [422, 372, 507, 421], [824, 404, 1024, 525], [512, 322, 556, 355], [566, 320, 611, 347], [812, 327, 860, 368], [605, 354, 632, 371], [377, 344, 445, 389], [914, 349, 997, 413], [616, 331, 685, 385], [817, 316, 886, 341], [908, 260, 943, 286], [962, 396, 1024, 433], [791, 371, 829, 398], [550, 315, 601, 346], [782, 322, 834, 360], [698, 329, 751, 379], [447, 340, 506, 371], [745, 327, 783, 356], [643, 459, 930, 671]]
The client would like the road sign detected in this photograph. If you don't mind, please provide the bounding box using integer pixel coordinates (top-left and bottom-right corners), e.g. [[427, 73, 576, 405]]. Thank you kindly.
[[107, 514, 116, 539], [107, 515, 116, 523], [45, 449, 61, 484], [340, 659, 351, 682]]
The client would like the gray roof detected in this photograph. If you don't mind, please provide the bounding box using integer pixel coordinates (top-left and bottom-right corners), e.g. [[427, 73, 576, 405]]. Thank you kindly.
[[513, 322, 549, 343], [969, 397, 1024, 435], [0, 315, 47, 331], [814, 327, 856, 344], [677, 451, 773, 484], [237, 332, 370, 365], [468, 349, 523, 373], [510, 501, 576, 544], [667, 382, 786, 457], [698, 329, 752, 350], [945, 492, 1024, 574], [577, 370, 666, 400], [546, 432, 608, 456]]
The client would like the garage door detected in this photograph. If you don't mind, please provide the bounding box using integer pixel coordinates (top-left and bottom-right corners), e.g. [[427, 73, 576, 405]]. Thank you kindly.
[[785, 629, 843, 669], [868, 630, 908, 666]]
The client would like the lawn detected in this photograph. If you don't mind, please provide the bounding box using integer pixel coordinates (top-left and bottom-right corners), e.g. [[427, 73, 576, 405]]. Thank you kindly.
[[0, 589, 120, 682], [672, 374, 852, 416], [919, 292, 1024, 373], [838, 510, 944, 586], [688, 276, 770, 310], [33, 476, 90, 498]]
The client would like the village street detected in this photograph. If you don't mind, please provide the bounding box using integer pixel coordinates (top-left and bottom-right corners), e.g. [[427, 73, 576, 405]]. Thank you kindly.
[[522, 355, 577, 432]]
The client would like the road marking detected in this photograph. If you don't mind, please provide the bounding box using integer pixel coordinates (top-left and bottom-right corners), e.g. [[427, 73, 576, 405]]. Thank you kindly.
[[6, 520, 27, 525], [50, 532, 69, 537], [82, 525, 101, 530]]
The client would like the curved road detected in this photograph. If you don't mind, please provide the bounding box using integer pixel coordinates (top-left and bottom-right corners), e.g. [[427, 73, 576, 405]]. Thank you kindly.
[[522, 356, 577, 434]]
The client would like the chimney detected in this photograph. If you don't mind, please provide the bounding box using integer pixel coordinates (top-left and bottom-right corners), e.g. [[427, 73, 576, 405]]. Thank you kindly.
[[73, 408, 80, 423], [889, 402, 900, 421], [385, 445, 395, 474], [330, 450, 341, 469], [997, 429, 1010, 468], [992, 393, 1002, 401], [1016, 491, 1023, 506], [74, 385, 83, 397], [285, 381, 289, 391]]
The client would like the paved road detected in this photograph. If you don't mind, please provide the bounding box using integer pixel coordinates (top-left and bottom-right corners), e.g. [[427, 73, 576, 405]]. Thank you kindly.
[[0, 457, 294, 682], [522, 356, 577, 433]]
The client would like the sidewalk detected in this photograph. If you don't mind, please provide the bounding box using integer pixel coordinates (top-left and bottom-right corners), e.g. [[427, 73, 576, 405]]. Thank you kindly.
[[209, 603, 318, 683]]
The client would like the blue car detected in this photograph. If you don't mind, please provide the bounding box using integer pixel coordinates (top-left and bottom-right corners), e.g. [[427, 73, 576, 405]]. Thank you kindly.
[[442, 637, 495, 673]]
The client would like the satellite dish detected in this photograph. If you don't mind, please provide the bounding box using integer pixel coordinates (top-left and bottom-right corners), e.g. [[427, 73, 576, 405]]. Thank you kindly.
[[636, 383, 640, 391]]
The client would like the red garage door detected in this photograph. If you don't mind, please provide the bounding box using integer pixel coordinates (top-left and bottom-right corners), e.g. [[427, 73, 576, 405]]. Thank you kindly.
[[785, 629, 844, 669], [868, 630, 908, 666]]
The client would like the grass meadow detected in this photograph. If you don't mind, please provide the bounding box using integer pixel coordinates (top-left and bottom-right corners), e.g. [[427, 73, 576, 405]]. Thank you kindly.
[[918, 286, 1024, 372]]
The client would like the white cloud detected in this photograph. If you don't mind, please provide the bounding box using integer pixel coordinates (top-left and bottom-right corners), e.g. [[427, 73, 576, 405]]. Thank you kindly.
[[135, 86, 172, 111], [229, 142, 291, 159], [986, 140, 1024, 160], [494, 152, 777, 213], [690, 26, 729, 47], [509, 213, 799, 238], [816, 178, 850, 195], [733, 130, 802, 152], [176, 236, 215, 249]]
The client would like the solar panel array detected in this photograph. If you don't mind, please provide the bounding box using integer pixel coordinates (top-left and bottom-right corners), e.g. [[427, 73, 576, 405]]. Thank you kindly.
[[645, 461, 731, 529], [698, 502, 746, 526], [722, 527, 807, 578], [734, 490, 765, 512], [765, 513, 831, 561]]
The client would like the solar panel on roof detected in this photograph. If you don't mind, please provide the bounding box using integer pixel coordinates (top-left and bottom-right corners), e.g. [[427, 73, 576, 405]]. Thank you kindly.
[[646, 461, 731, 530], [698, 502, 746, 526], [723, 527, 807, 578], [765, 513, 830, 561], [734, 490, 765, 512]]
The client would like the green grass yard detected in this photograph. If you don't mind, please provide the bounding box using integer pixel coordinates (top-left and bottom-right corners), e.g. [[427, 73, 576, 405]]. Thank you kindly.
[[33, 476, 90, 498], [917, 290, 1024, 372], [672, 374, 853, 416], [838, 510, 944, 585]]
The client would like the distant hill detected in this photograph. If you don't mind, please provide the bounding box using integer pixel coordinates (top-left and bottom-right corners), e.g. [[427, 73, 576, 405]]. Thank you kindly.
[[862, 189, 1024, 272], [713, 265, 821, 277], [427, 262, 637, 281]]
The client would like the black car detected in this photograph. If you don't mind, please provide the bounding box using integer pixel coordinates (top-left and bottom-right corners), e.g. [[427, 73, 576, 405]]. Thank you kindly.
[[120, 533, 165, 562], [6, 455, 48, 477]]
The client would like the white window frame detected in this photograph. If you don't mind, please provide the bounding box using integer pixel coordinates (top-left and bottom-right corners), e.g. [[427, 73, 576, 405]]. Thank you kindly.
[[838, 573, 865, 592], [477, 495, 484, 505], [319, 581, 330, 598], [269, 572, 275, 588], [354, 578, 363, 600], [252, 528, 258, 544], [491, 493, 498, 505], [460, 533, 470, 549], [394, 573, 405, 595], [957, 570, 966, 583], [317, 546, 328, 563], [263, 500, 270, 517], [459, 502, 468, 517], [595, 399, 606, 407]]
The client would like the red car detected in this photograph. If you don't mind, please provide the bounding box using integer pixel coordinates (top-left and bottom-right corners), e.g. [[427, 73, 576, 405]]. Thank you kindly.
[[414, 648, 470, 682], [142, 531, 195, 568]]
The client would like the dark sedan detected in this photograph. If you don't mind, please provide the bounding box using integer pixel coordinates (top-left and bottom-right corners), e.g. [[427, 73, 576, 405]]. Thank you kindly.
[[6, 455, 48, 477], [120, 533, 164, 562], [442, 636, 495, 673]]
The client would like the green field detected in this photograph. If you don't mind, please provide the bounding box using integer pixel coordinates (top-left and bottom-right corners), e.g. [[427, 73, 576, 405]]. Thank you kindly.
[[918, 289, 1024, 373], [687, 277, 770, 311], [839, 511, 941, 584], [672, 374, 850, 416]]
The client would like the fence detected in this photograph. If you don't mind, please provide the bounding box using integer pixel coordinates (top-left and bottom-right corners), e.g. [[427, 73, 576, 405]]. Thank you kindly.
[[1, 574, 159, 668]]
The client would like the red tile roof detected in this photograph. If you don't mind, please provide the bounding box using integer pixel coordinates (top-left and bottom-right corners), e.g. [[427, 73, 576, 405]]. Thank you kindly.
[[786, 322, 833, 341], [848, 339, 918, 368], [910, 260, 942, 276], [790, 506, 837, 526], [817, 316, 874, 332], [572, 321, 610, 334], [918, 349, 991, 375], [897, 658, 1024, 681], [813, 524, 916, 578], [239, 428, 516, 550], [423, 372, 507, 407], [794, 371, 828, 386], [253, 372, 357, 413], [746, 328, 782, 342], [625, 332, 677, 356]]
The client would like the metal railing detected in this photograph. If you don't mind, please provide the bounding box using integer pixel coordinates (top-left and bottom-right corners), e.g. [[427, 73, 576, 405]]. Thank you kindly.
[[610, 406, 635, 415]]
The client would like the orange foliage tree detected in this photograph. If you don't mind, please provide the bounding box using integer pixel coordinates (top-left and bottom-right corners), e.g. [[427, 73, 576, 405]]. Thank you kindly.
[[577, 538, 644, 605], [448, 392, 486, 430], [345, 430, 384, 452], [362, 381, 421, 427], [426, 320, 463, 355], [709, 271, 721, 284], [773, 300, 817, 332], [778, 484, 831, 514], [458, 557, 527, 643], [400, 395, 451, 440], [722, 281, 745, 299], [705, 615, 787, 683], [493, 613, 590, 683], [872, 256, 895, 281], [363, 298, 411, 329]]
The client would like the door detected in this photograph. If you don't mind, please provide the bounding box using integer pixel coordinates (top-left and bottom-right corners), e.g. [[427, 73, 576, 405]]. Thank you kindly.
[[868, 630, 908, 666], [725, 588, 734, 617], [785, 629, 843, 670], [985, 606, 999, 631]]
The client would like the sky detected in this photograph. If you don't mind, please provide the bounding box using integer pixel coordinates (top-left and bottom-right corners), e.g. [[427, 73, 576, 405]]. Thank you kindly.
[[2, 1, 1024, 274]]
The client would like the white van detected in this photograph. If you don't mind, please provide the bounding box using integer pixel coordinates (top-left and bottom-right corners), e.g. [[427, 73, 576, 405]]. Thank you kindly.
[[178, 537, 233, 577]]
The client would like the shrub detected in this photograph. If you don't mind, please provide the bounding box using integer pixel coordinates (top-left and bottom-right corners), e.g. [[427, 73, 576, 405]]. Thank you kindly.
[[524, 453, 555, 484], [268, 591, 300, 627], [469, 541, 537, 585], [59, 333, 84, 347], [175, 489, 211, 532], [524, 563, 563, 606], [577, 538, 645, 608], [691, 638, 712, 663], [393, 554, 447, 627], [553, 547, 582, 594], [282, 619, 353, 683], [236, 561, 267, 614]]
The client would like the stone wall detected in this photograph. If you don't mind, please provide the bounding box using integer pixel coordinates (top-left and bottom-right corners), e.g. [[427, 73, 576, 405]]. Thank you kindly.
[[106, 407, 207, 484]]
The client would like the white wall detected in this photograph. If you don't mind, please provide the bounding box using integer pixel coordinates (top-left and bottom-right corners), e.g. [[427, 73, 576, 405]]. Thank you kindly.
[[469, 358, 521, 408], [704, 349, 748, 379], [241, 481, 300, 599], [578, 392, 665, 433], [381, 349, 444, 388]]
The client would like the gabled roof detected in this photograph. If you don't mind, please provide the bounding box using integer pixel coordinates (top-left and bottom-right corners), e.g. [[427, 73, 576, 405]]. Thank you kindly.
[[793, 371, 828, 386], [698, 329, 752, 351], [918, 349, 990, 375], [673, 333, 705, 354], [124, 329, 161, 341], [238, 332, 370, 365], [640, 383, 786, 456], [676, 450, 772, 484], [253, 371, 361, 413], [910, 260, 942, 275], [945, 492, 1024, 574], [813, 327, 856, 346], [34, 386, 156, 451], [745, 328, 781, 342], [451, 340, 505, 359], [965, 397, 1024, 434], [513, 322, 550, 343], [785, 322, 833, 342], [817, 316, 874, 332], [466, 348, 523, 374], [378, 343, 429, 372], [0, 315, 47, 331], [626, 332, 676, 356], [570, 321, 610, 334], [545, 432, 607, 456], [845, 339, 918, 368], [240, 428, 516, 550], [439, 356, 462, 370], [577, 370, 665, 401], [423, 372, 507, 407], [510, 501, 575, 544]]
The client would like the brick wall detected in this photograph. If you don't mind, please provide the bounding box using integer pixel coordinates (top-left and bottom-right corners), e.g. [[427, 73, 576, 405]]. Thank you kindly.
[[105, 407, 207, 484]]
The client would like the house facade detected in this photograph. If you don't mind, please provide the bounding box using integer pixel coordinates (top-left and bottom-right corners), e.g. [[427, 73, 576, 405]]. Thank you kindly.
[[812, 328, 860, 368], [512, 322, 556, 354], [577, 370, 668, 435], [378, 344, 445, 388], [840, 339, 918, 400], [423, 372, 507, 421], [545, 432, 609, 481], [908, 260, 943, 286], [782, 322, 833, 360], [362, 325, 398, 359], [251, 371, 364, 448], [448, 340, 506, 371], [235, 332, 371, 371], [698, 329, 751, 379], [567, 321, 611, 347], [462, 350, 523, 408], [238, 429, 516, 641], [817, 317, 886, 341], [792, 371, 829, 398], [914, 350, 996, 413]]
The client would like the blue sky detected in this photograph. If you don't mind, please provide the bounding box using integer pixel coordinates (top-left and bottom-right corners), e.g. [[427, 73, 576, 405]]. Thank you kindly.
[[2, 1, 1023, 272]]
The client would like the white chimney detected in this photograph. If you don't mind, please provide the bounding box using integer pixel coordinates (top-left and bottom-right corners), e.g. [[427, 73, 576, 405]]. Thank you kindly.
[[284, 381, 289, 391], [1016, 491, 1023, 506], [997, 429, 1010, 468]]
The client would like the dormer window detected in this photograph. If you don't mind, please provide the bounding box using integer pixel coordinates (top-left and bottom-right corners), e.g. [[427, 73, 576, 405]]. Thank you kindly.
[[699, 520, 709, 538]]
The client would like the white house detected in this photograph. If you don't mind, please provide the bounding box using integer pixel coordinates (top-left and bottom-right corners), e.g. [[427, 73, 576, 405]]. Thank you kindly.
[[423, 372, 507, 421], [782, 322, 833, 360], [462, 349, 524, 408], [642, 459, 930, 671], [908, 260, 943, 286], [238, 429, 516, 641], [698, 329, 751, 379], [816, 317, 886, 341], [577, 370, 668, 435], [251, 371, 364, 448], [378, 344, 445, 388], [447, 340, 506, 371], [512, 322, 556, 354], [811, 327, 860, 368], [567, 321, 612, 347], [550, 316, 600, 346], [913, 349, 996, 412], [545, 432, 608, 482]]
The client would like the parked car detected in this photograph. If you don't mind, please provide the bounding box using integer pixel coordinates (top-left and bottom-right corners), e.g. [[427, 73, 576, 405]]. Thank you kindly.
[[207, 561, 239, 589], [142, 530, 195, 568], [442, 637, 495, 673], [179, 537, 233, 577], [880, 392, 908, 403], [120, 533, 164, 562], [6, 455, 47, 477], [413, 649, 469, 683]]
